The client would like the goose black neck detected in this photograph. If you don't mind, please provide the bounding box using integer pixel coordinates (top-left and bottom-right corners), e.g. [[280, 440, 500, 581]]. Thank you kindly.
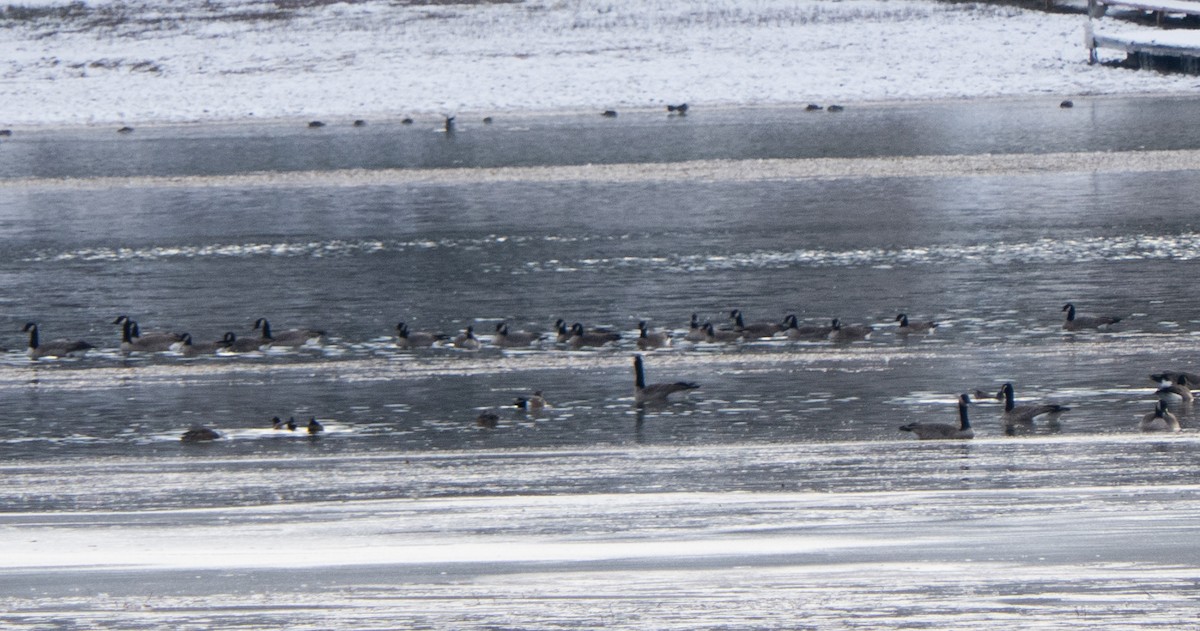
[[958, 399, 971, 430], [1002, 384, 1015, 411], [121, 319, 135, 343], [634, 355, 646, 389], [26, 324, 38, 349]]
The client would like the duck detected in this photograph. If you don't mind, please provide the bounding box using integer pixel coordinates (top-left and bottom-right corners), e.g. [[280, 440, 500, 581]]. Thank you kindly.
[[514, 391, 549, 412], [636, 320, 671, 350], [22, 322, 93, 360], [453, 326, 482, 350], [702, 322, 743, 343], [667, 103, 689, 115], [307, 417, 324, 434], [568, 322, 620, 349], [783, 314, 834, 341], [1061, 303, 1121, 331], [396, 322, 447, 349], [895, 313, 938, 335], [730, 309, 784, 339], [178, 332, 234, 356], [633, 354, 699, 404], [684, 313, 707, 343], [1140, 400, 1181, 433], [113, 315, 184, 351], [180, 427, 221, 442], [254, 318, 325, 347], [493, 322, 541, 348], [828, 318, 873, 342], [899, 394, 974, 440], [1155, 375, 1194, 403], [999, 382, 1070, 431]]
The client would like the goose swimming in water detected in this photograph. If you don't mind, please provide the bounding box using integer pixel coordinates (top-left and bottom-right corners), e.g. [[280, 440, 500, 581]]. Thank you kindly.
[[1155, 375, 1194, 403], [899, 394, 974, 440], [895, 313, 938, 335], [828, 318, 873, 342], [453, 326, 482, 350], [219, 331, 268, 353], [568, 322, 620, 348], [702, 322, 742, 343], [633, 354, 699, 404], [1061, 303, 1121, 331], [307, 417, 324, 434], [783, 314, 834, 341], [730, 309, 784, 339], [1140, 400, 1182, 433], [396, 322, 447, 349], [113, 315, 184, 351], [684, 313, 707, 343], [22, 322, 93, 360], [494, 322, 541, 348], [999, 382, 1070, 432], [1150, 371, 1200, 388], [254, 318, 325, 347], [636, 320, 671, 350], [178, 332, 234, 356]]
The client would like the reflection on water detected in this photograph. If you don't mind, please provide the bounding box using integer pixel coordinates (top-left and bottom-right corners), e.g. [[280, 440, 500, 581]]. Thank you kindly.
[[3, 99, 1200, 629]]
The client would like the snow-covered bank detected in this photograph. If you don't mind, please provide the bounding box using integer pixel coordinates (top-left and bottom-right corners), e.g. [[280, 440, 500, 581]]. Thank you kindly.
[[1, 0, 1198, 127]]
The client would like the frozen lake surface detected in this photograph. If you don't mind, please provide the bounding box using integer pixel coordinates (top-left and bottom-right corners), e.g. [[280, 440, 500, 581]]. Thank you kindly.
[[2, 98, 1200, 628]]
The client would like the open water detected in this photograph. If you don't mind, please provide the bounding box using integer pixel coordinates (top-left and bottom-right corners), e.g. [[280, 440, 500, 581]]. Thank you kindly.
[[2, 98, 1200, 629]]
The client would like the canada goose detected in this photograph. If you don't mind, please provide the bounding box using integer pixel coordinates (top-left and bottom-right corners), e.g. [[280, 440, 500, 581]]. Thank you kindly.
[[476, 410, 500, 428], [494, 322, 541, 348], [633, 354, 699, 404], [684, 313, 707, 343], [1140, 400, 1182, 433], [783, 314, 834, 341], [307, 417, 324, 434], [702, 322, 742, 343], [219, 331, 268, 353], [113, 315, 184, 350], [553, 319, 572, 344], [637, 321, 671, 350], [805, 104, 823, 111], [999, 382, 1070, 430], [178, 332, 234, 356], [1155, 375, 1194, 403], [254, 318, 325, 347], [899, 394, 974, 440], [828, 318, 873, 342], [601, 110, 618, 118], [118, 319, 180, 353], [1150, 371, 1200, 387], [396, 322, 446, 349], [514, 391, 549, 412], [730, 310, 784, 339], [22, 322, 93, 360], [453, 326, 482, 350], [568, 322, 620, 348], [667, 103, 689, 115], [895, 313, 938, 334], [444, 115, 455, 132], [180, 427, 220, 442], [1062, 303, 1121, 331]]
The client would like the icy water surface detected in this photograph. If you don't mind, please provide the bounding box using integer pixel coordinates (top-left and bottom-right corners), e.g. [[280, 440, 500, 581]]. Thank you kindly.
[[2, 97, 1200, 628]]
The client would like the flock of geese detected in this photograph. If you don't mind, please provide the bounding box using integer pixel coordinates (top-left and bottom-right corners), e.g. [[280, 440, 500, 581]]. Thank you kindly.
[[11, 304, 1186, 442]]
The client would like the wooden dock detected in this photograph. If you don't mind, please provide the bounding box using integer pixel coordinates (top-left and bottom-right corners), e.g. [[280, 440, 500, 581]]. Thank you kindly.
[[1086, 0, 1200, 71]]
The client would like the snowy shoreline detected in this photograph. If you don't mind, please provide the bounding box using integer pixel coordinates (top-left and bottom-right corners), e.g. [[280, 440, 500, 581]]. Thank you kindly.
[[2, 0, 1200, 129]]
